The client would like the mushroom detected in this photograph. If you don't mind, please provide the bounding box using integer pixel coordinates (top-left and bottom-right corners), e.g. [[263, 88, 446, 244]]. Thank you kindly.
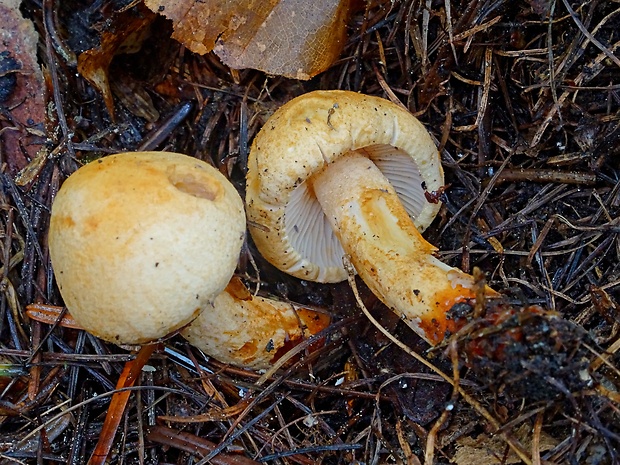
[[246, 90, 492, 344], [180, 277, 330, 369], [49, 151, 329, 367], [49, 151, 246, 344]]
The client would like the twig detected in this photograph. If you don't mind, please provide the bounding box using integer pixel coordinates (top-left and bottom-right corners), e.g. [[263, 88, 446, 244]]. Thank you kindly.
[[137, 102, 193, 151], [424, 339, 461, 465], [493, 168, 597, 185], [560, 0, 620, 68]]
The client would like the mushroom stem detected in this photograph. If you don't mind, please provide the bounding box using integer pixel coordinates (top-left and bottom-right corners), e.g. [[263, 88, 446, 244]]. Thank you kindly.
[[311, 150, 481, 344], [181, 277, 330, 369]]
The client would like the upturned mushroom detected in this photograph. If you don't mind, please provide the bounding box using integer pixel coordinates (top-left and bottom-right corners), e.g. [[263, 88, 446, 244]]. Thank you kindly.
[[246, 90, 492, 344], [49, 151, 328, 362]]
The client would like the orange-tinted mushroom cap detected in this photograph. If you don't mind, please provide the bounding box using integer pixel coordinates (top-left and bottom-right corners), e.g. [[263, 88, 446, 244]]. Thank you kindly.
[[49, 151, 246, 344]]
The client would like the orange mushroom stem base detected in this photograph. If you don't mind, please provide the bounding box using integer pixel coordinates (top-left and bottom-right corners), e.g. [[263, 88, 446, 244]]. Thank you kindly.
[[181, 278, 331, 369], [311, 151, 494, 345]]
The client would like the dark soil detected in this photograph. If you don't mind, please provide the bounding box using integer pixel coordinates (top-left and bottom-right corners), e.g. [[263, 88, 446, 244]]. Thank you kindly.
[[1, 0, 619, 464]]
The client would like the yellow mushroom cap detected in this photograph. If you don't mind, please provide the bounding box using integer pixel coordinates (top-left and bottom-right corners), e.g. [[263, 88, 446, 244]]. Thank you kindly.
[[49, 151, 246, 344], [246, 90, 443, 283]]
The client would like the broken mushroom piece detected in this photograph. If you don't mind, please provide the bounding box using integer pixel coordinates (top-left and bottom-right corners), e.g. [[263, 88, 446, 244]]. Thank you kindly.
[[246, 90, 494, 344], [49, 151, 246, 344], [181, 277, 330, 369]]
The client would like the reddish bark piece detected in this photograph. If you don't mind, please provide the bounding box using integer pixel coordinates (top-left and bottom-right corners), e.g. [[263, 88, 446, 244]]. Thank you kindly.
[[0, 0, 47, 174], [144, 0, 351, 79], [26, 303, 82, 329], [88, 344, 158, 465], [147, 425, 262, 465]]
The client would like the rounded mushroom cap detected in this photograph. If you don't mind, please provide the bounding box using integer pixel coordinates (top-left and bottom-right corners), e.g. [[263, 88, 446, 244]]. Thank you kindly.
[[49, 151, 246, 344], [246, 90, 444, 283]]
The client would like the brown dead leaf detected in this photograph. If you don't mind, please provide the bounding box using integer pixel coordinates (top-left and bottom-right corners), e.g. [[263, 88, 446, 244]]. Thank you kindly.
[[76, 4, 156, 118], [144, 0, 351, 79], [144, 0, 279, 56], [0, 0, 47, 174]]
